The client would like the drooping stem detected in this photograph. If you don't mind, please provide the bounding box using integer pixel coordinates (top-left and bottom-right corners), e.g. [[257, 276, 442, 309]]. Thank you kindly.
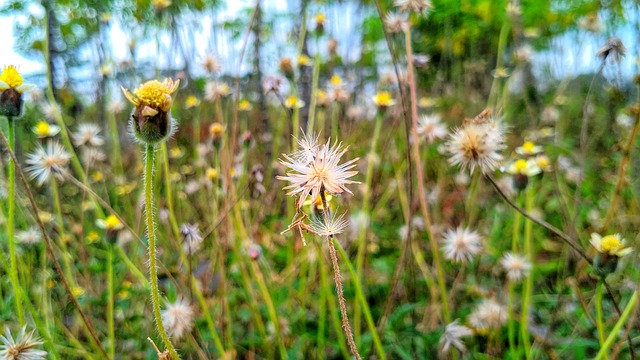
[[144, 143, 179, 359], [6, 118, 24, 325], [320, 190, 362, 360]]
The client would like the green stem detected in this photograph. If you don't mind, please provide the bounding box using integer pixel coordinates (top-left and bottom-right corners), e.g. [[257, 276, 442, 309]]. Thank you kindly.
[[6, 119, 24, 325], [306, 45, 321, 134], [107, 245, 115, 359], [331, 103, 339, 141], [595, 291, 638, 360], [192, 277, 226, 356], [50, 178, 75, 286], [596, 281, 609, 360], [144, 144, 179, 359], [520, 184, 534, 358]]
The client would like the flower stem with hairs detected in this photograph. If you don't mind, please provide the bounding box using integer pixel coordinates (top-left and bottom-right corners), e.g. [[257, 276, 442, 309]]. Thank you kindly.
[[6, 117, 24, 325], [144, 143, 179, 359]]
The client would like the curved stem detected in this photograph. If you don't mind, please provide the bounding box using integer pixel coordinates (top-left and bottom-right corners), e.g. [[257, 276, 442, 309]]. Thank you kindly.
[[144, 144, 179, 359], [595, 291, 638, 360], [6, 119, 24, 325]]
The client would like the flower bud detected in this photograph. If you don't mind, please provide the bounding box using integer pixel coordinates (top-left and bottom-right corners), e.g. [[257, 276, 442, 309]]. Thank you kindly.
[[121, 78, 180, 144], [0, 65, 33, 118]]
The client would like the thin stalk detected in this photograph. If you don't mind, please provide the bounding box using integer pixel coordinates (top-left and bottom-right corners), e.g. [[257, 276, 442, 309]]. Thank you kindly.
[[5, 118, 24, 325], [107, 244, 115, 359], [595, 291, 638, 360], [520, 184, 534, 358], [320, 190, 361, 360], [306, 45, 321, 134], [404, 23, 450, 324], [192, 277, 226, 356], [596, 281, 609, 360], [144, 144, 179, 359], [50, 178, 75, 285], [354, 110, 384, 343], [331, 103, 339, 141], [508, 195, 522, 358]]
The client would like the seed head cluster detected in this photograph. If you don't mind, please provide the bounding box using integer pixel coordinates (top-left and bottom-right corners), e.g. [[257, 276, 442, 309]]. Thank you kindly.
[[445, 117, 506, 174]]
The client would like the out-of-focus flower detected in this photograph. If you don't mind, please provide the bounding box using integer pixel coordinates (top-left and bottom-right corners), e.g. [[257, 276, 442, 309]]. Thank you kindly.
[[417, 114, 448, 144], [238, 99, 253, 111], [279, 57, 294, 78], [394, 0, 432, 15], [32, 121, 60, 138], [372, 91, 396, 108], [506, 159, 541, 177], [468, 299, 507, 334], [181, 223, 203, 252], [152, 0, 171, 11], [161, 298, 194, 340], [0, 65, 34, 117], [445, 117, 506, 174], [590, 233, 632, 257], [205, 81, 231, 102], [201, 54, 221, 74], [597, 37, 626, 63], [72, 123, 105, 147], [500, 252, 532, 282], [442, 227, 482, 264], [0, 326, 47, 360], [25, 141, 71, 185], [384, 12, 406, 34], [515, 140, 543, 156], [439, 319, 473, 355], [314, 13, 326, 32], [285, 95, 305, 109], [96, 215, 124, 232], [16, 227, 42, 246], [578, 14, 603, 33], [184, 95, 200, 109]]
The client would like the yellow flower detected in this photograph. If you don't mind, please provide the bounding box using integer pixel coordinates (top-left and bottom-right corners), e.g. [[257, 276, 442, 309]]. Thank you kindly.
[[535, 154, 552, 172], [169, 146, 184, 159], [372, 91, 396, 107], [32, 121, 60, 138], [590, 233, 632, 257], [506, 158, 541, 176], [314, 13, 326, 26], [285, 95, 305, 109], [298, 55, 312, 67], [330, 74, 343, 87], [86, 231, 100, 244], [91, 171, 104, 182], [515, 140, 543, 155], [185, 95, 200, 109], [0, 65, 24, 89], [209, 122, 225, 140], [206, 168, 219, 181], [152, 0, 171, 11], [122, 78, 179, 111], [97, 214, 124, 231], [239, 99, 252, 111], [72, 286, 85, 297]]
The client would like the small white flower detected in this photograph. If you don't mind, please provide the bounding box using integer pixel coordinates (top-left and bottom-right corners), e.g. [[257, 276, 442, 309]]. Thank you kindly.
[[16, 227, 42, 245], [25, 141, 71, 185], [417, 114, 448, 144], [500, 252, 532, 282], [72, 123, 105, 147], [442, 227, 482, 264], [181, 223, 203, 252], [590, 233, 633, 257], [0, 326, 47, 360], [161, 298, 194, 340], [440, 319, 473, 355], [446, 119, 506, 174], [515, 140, 543, 156], [31, 121, 60, 138], [505, 158, 541, 177], [468, 299, 507, 333]]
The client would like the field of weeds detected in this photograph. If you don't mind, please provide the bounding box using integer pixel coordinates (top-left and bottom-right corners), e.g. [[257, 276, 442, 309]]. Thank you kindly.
[[0, 0, 639, 359]]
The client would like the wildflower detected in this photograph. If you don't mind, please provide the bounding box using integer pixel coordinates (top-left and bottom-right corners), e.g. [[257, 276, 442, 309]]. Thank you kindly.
[[372, 91, 396, 109], [0, 326, 47, 360], [185, 180, 200, 195], [439, 319, 473, 355], [578, 14, 603, 33], [310, 211, 349, 238], [277, 139, 360, 209], [86, 231, 100, 244], [180, 223, 203, 252], [417, 114, 447, 144], [384, 12, 406, 34], [285, 95, 305, 109], [209, 122, 225, 145], [152, 0, 171, 11], [442, 227, 482, 264], [0, 65, 33, 118], [206, 168, 219, 181], [314, 13, 326, 32], [316, 90, 329, 107], [597, 37, 626, 63], [491, 67, 511, 78], [394, 0, 432, 15], [121, 78, 180, 144], [161, 298, 194, 340], [96, 215, 124, 232], [32, 121, 60, 138], [72, 123, 105, 147], [500, 252, 532, 282], [445, 117, 506, 174], [279, 57, 294, 78], [204, 81, 230, 102], [515, 141, 543, 156], [184, 95, 200, 109], [201, 54, 221, 74], [330, 74, 343, 88], [238, 99, 252, 111], [468, 299, 507, 334], [247, 243, 263, 260], [82, 148, 107, 167], [16, 227, 42, 246], [263, 76, 283, 94], [506, 158, 541, 191], [329, 88, 350, 103], [591, 233, 632, 257], [291, 131, 321, 164], [25, 141, 71, 185]]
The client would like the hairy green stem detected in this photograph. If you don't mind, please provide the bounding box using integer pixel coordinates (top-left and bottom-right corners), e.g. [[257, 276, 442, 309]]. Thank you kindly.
[[144, 144, 179, 359]]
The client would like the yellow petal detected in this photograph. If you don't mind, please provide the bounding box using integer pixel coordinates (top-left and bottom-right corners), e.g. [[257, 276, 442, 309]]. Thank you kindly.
[[142, 106, 159, 117], [121, 86, 140, 106]]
